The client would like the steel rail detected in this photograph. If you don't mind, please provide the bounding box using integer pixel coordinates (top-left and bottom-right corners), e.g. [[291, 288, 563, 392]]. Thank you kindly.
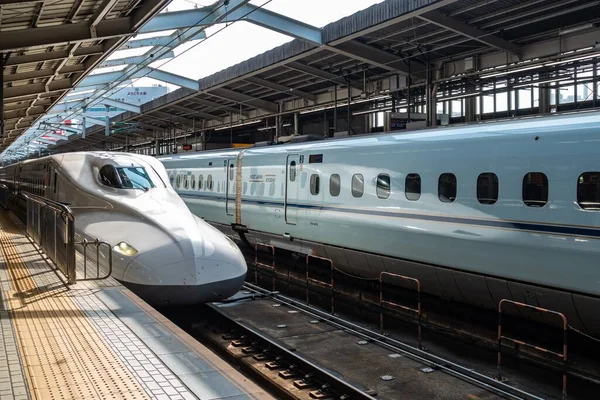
[[242, 282, 544, 400], [205, 302, 378, 400]]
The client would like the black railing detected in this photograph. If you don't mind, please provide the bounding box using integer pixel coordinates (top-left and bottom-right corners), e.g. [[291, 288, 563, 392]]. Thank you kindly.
[[22, 193, 76, 284]]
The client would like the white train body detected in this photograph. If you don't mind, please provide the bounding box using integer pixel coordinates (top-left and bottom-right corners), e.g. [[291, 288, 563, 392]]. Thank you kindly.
[[161, 111, 600, 335], [0, 152, 247, 305]]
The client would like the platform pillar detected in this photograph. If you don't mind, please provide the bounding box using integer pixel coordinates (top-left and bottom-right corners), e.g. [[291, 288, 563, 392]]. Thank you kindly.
[[539, 82, 551, 114], [465, 96, 476, 122]]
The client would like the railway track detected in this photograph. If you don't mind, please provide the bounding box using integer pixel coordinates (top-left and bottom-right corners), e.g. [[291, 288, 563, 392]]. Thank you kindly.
[[239, 243, 600, 395], [168, 282, 545, 400], [239, 282, 544, 400], [176, 300, 379, 400]]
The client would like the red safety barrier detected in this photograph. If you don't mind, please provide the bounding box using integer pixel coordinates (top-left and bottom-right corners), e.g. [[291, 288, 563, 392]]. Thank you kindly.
[[380, 272, 422, 349], [254, 242, 275, 290], [305, 254, 334, 314], [497, 299, 568, 400]]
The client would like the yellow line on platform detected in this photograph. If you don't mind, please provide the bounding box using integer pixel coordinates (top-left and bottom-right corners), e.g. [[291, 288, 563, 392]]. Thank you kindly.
[[0, 213, 150, 400]]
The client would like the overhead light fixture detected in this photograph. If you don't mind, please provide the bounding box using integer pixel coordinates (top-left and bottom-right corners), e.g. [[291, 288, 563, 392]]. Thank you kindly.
[[480, 64, 540, 79], [558, 23, 595, 36], [438, 92, 481, 101], [512, 75, 573, 88], [544, 52, 599, 66]]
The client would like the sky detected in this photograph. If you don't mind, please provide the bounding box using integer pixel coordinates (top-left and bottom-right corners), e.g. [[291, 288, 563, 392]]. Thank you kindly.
[[101, 0, 385, 90]]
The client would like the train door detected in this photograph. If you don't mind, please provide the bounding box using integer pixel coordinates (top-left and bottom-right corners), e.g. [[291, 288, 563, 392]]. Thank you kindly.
[[285, 155, 299, 225], [226, 159, 236, 216]]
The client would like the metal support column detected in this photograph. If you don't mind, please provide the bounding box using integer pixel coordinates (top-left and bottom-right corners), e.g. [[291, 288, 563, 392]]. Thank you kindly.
[[333, 84, 338, 135], [293, 112, 299, 136], [82, 106, 87, 139], [465, 97, 476, 122], [104, 105, 110, 136], [407, 62, 411, 122], [426, 63, 431, 126], [539, 82, 551, 114], [275, 103, 282, 142], [347, 85, 351, 135]]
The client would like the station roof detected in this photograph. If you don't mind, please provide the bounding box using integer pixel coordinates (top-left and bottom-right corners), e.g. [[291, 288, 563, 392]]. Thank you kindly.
[[7, 0, 600, 155], [1, 0, 170, 152]]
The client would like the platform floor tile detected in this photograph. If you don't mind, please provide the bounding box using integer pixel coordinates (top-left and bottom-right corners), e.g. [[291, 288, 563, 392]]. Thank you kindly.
[[0, 211, 273, 400]]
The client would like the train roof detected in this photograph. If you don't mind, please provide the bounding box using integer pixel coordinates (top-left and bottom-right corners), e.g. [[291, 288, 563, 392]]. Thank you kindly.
[[161, 110, 600, 161]]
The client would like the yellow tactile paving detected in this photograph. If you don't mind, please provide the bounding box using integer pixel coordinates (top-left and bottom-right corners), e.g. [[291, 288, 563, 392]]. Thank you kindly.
[[0, 213, 151, 400]]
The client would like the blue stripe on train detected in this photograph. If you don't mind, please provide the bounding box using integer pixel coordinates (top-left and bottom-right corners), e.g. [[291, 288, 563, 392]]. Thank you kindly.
[[179, 192, 600, 238]]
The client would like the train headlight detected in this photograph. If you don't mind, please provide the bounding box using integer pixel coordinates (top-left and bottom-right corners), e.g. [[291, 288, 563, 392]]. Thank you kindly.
[[225, 235, 239, 251], [113, 241, 138, 256]]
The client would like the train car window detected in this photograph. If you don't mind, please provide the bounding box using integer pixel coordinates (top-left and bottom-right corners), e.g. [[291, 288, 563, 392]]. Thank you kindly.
[[99, 165, 120, 188], [376, 174, 391, 199], [169, 175, 174, 185], [191, 175, 196, 190], [477, 173, 499, 205], [405, 173, 421, 201], [229, 164, 234, 181], [577, 172, 600, 210], [310, 174, 320, 195], [330, 174, 341, 197], [184, 175, 190, 189], [352, 174, 364, 198], [176, 174, 181, 188], [289, 161, 297, 182], [207, 174, 213, 191], [199, 174, 203, 190], [522, 172, 548, 207], [438, 173, 457, 203]]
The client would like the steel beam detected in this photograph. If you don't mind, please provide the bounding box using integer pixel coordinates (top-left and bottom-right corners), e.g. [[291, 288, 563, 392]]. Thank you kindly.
[[4, 79, 72, 101], [79, 67, 198, 90], [3, 65, 86, 83], [237, 4, 322, 45], [121, 30, 207, 49], [150, 110, 193, 126], [0, 18, 133, 51], [140, 1, 321, 44], [4, 107, 48, 121], [90, 0, 120, 28], [0, 0, 41, 4], [169, 104, 224, 122], [145, 68, 199, 90], [101, 98, 140, 113], [185, 97, 249, 117], [209, 88, 279, 112], [3, 45, 104, 67], [246, 76, 317, 102], [419, 10, 521, 56], [329, 40, 414, 76], [140, 0, 250, 33], [100, 51, 174, 68], [286, 61, 358, 89]]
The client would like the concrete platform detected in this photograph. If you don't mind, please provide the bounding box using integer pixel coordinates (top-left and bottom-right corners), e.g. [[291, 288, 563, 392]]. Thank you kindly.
[[0, 210, 273, 400]]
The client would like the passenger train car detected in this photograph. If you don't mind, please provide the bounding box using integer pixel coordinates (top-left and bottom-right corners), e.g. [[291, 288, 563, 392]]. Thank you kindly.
[[161, 111, 600, 336], [0, 152, 247, 305]]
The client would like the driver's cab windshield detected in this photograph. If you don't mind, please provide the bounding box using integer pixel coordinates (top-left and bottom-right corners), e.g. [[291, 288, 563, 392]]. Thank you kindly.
[[99, 165, 155, 190]]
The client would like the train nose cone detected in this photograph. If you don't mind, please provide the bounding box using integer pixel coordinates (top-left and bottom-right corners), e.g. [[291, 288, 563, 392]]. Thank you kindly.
[[120, 237, 247, 306]]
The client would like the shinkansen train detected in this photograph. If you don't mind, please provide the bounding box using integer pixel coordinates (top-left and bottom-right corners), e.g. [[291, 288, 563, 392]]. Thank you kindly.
[[161, 111, 600, 336], [0, 152, 247, 305]]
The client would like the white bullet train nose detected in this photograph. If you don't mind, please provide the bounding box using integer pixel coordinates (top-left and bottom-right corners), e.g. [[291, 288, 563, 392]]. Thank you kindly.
[[120, 233, 247, 306]]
